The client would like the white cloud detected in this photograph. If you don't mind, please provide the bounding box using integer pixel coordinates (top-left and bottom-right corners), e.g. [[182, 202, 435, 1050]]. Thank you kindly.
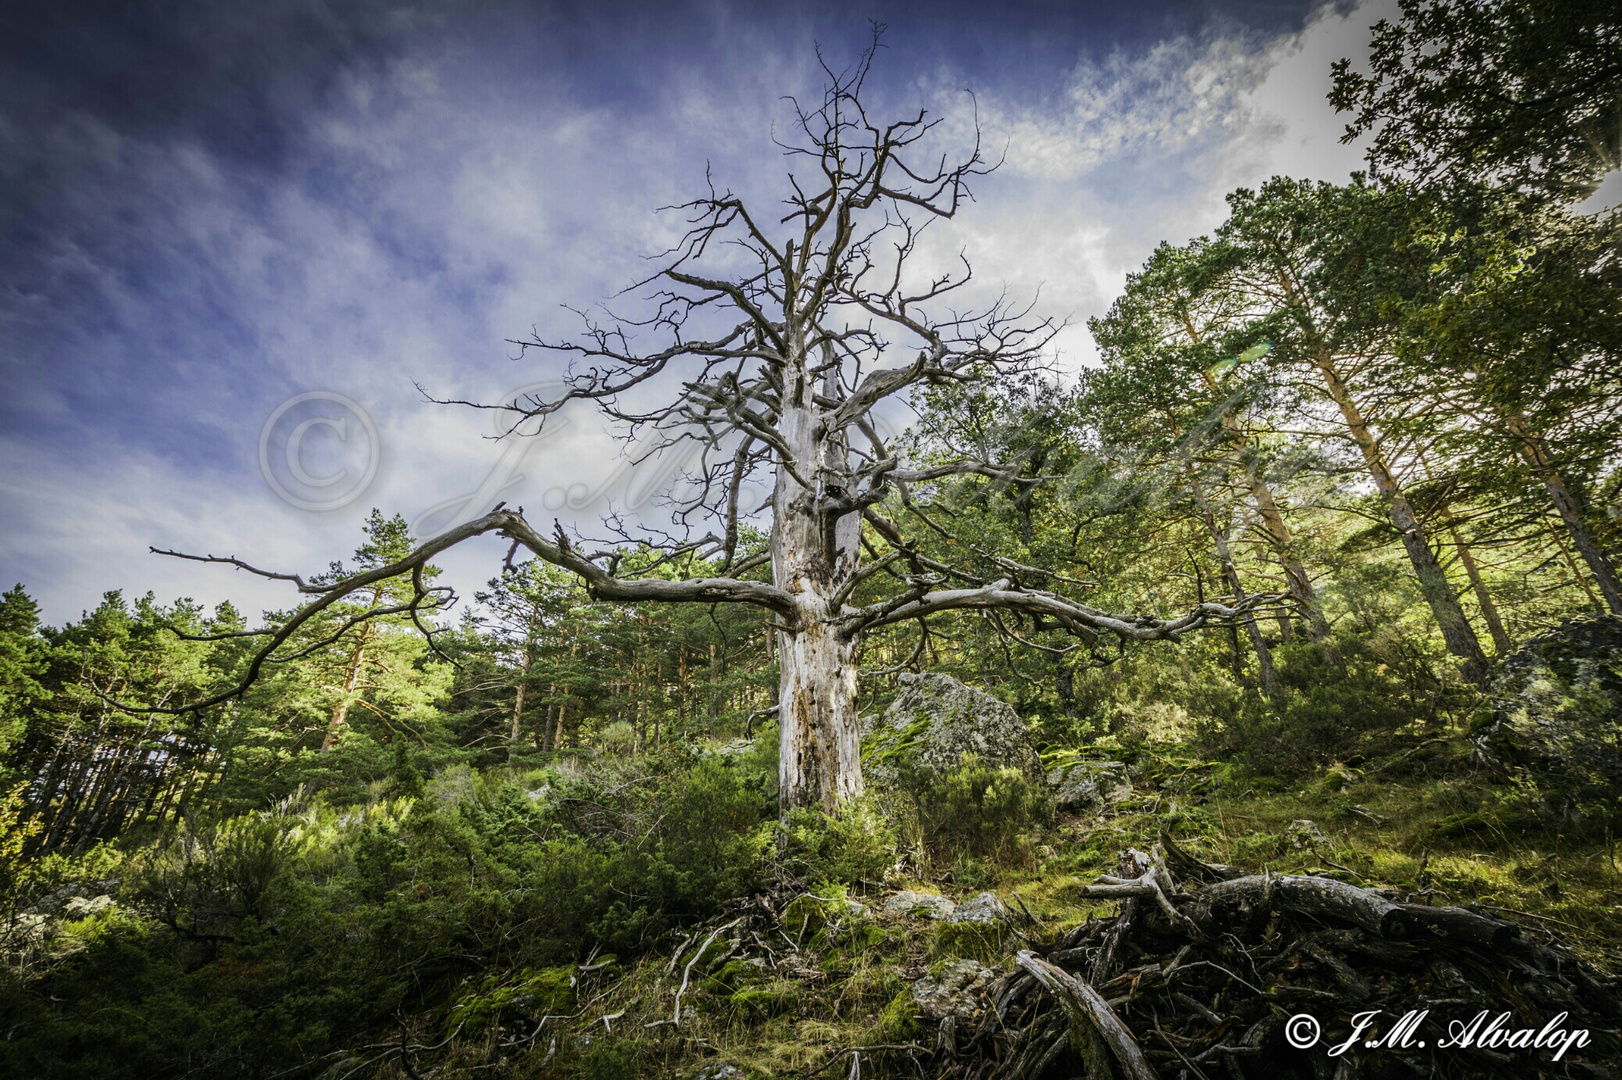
[[882, 0, 1392, 377], [0, 1, 1400, 624]]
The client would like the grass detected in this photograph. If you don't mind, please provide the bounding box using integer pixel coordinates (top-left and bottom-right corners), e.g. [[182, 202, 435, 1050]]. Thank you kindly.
[[480, 733, 1622, 1078]]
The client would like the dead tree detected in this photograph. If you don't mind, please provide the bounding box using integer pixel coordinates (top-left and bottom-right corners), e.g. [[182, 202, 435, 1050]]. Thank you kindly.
[[148, 41, 1265, 814]]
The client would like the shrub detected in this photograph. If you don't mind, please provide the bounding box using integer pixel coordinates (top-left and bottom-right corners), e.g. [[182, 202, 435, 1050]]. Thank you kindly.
[[1195, 632, 1455, 772], [779, 797, 896, 885], [896, 756, 1052, 868], [522, 754, 771, 959], [599, 720, 636, 755], [127, 809, 308, 938]]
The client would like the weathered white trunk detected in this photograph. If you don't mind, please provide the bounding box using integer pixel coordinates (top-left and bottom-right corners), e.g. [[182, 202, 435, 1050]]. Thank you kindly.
[[772, 349, 864, 813], [777, 600, 862, 811]]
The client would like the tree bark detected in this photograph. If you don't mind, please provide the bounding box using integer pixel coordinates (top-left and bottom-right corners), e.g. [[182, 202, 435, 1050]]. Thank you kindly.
[[1504, 410, 1622, 614], [510, 681, 527, 746], [1448, 522, 1512, 656], [776, 614, 861, 811], [1315, 357, 1489, 683], [510, 603, 540, 747], [321, 624, 370, 754], [1200, 363, 1324, 637], [1192, 475, 1281, 703], [1550, 526, 1606, 610], [773, 359, 864, 813], [536, 684, 555, 751], [1244, 476, 1316, 614]]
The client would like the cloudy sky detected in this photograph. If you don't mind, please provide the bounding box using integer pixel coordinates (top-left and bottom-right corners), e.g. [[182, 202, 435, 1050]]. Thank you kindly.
[[0, 0, 1392, 626]]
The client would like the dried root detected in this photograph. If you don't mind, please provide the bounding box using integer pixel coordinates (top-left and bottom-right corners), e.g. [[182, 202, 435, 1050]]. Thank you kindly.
[[931, 834, 1620, 1080]]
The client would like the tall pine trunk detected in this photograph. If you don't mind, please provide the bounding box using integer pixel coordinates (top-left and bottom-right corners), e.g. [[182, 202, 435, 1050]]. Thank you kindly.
[[1200, 363, 1324, 637], [1191, 474, 1281, 703], [321, 625, 370, 754], [1315, 356, 1489, 683], [1503, 410, 1622, 614], [510, 605, 540, 747], [1447, 523, 1511, 656]]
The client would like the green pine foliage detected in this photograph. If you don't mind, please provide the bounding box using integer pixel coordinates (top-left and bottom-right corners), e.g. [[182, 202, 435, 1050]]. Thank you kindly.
[[4, 8, 1622, 1072]]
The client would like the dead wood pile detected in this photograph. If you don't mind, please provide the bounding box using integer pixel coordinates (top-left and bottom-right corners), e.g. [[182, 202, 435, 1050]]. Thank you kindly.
[[937, 833, 1620, 1080]]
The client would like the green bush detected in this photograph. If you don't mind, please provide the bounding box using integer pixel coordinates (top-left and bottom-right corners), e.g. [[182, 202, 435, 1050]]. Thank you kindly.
[[896, 756, 1052, 868], [779, 797, 896, 885], [0, 753, 773, 1079], [127, 808, 309, 938], [1195, 632, 1457, 772], [523, 753, 771, 958]]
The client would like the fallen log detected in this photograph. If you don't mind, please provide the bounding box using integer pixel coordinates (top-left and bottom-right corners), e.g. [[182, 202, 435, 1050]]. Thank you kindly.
[[1193, 873, 1416, 938], [1401, 904, 1521, 949], [1015, 951, 1158, 1080]]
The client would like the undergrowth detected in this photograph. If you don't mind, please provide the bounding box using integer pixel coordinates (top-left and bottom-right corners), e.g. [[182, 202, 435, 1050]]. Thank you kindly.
[[6, 723, 1621, 1078]]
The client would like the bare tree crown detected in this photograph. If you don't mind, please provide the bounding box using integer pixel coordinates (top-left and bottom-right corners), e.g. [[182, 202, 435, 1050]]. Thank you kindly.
[[491, 42, 1056, 569], [136, 40, 1270, 723]]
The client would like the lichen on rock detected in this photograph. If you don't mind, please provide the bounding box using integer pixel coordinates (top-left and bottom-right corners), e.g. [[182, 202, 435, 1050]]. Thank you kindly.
[[944, 891, 1007, 925], [1476, 614, 1622, 810], [881, 890, 956, 920], [909, 958, 995, 1021], [861, 673, 1045, 789]]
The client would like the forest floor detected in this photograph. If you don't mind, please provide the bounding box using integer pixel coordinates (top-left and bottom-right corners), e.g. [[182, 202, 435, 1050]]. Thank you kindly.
[[502, 730, 1622, 1079]]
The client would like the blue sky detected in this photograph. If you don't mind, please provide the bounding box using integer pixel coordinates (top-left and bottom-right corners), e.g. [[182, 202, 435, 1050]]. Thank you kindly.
[[0, 0, 1388, 626]]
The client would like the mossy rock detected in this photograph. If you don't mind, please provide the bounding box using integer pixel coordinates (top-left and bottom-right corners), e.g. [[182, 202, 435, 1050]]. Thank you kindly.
[[1232, 832, 1286, 861], [875, 988, 921, 1041], [1481, 614, 1622, 803], [448, 965, 576, 1033], [861, 673, 1045, 789], [1163, 804, 1220, 833], [1421, 808, 1545, 843], [703, 958, 766, 995], [851, 922, 890, 949], [930, 921, 1005, 964], [728, 983, 797, 1019], [780, 893, 836, 943]]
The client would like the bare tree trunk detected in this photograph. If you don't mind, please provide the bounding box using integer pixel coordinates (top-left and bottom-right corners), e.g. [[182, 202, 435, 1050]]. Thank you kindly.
[[1315, 358, 1488, 684], [1192, 475, 1280, 703], [773, 360, 863, 813], [1505, 410, 1622, 614], [1447, 523, 1511, 656], [777, 616, 861, 811], [765, 626, 778, 710]]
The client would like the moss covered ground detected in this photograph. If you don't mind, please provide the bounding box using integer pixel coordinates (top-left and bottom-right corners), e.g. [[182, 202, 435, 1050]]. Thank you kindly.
[[466, 732, 1622, 1079]]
